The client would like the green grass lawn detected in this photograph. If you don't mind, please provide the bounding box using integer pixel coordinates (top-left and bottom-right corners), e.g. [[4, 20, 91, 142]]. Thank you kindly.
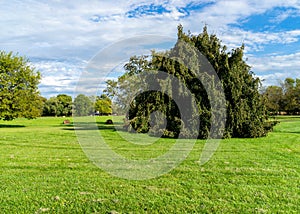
[[0, 116, 299, 213]]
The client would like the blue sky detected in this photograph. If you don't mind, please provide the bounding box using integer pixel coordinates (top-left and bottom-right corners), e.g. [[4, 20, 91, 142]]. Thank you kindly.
[[1, 0, 300, 98]]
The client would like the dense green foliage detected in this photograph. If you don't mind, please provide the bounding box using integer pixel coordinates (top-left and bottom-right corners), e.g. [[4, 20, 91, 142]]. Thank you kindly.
[[43, 94, 73, 117], [264, 77, 300, 115], [0, 51, 42, 120], [106, 26, 272, 138], [41, 94, 112, 117], [94, 94, 112, 115], [73, 94, 94, 116], [0, 116, 299, 213]]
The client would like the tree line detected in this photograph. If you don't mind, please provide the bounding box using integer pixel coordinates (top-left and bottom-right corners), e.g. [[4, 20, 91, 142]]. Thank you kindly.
[[42, 94, 112, 117], [0, 51, 112, 119], [263, 78, 300, 115]]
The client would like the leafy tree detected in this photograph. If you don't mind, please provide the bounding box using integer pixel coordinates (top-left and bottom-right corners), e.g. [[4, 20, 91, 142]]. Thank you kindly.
[[43, 97, 59, 116], [264, 78, 300, 115], [267, 78, 300, 115], [282, 78, 299, 114], [42, 94, 72, 117], [94, 94, 112, 115], [264, 86, 284, 114], [104, 55, 151, 115], [106, 25, 275, 138], [73, 94, 94, 116], [56, 94, 72, 116], [0, 51, 42, 120], [294, 79, 300, 113]]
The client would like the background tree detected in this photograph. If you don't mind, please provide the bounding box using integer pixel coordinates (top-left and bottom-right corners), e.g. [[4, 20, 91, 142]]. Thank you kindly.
[[281, 78, 300, 114], [0, 51, 42, 120], [264, 78, 300, 115], [73, 94, 94, 116], [294, 79, 300, 114], [94, 94, 112, 115], [56, 94, 72, 116], [264, 86, 284, 114], [43, 97, 59, 116], [42, 94, 72, 117], [104, 55, 151, 115], [106, 25, 275, 138]]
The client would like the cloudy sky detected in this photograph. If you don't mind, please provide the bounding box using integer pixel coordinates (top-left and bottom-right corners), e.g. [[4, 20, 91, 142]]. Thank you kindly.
[[1, 0, 300, 98]]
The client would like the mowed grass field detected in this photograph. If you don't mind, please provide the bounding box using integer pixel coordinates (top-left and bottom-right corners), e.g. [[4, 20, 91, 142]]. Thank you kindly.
[[0, 116, 299, 213]]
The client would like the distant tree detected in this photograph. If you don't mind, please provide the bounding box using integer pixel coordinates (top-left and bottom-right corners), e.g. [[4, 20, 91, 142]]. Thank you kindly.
[[264, 86, 284, 114], [104, 80, 128, 115], [56, 94, 72, 116], [263, 78, 300, 115], [43, 97, 59, 116], [42, 94, 72, 117], [73, 94, 94, 116], [104, 55, 151, 115], [0, 51, 42, 120], [295, 79, 300, 113], [94, 94, 112, 115], [279, 78, 300, 114]]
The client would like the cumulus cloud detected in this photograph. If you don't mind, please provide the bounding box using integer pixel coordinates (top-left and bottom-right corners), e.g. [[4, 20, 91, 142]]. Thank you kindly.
[[248, 52, 300, 86], [250, 52, 300, 71], [31, 59, 84, 98], [216, 28, 300, 53], [1, 0, 300, 97]]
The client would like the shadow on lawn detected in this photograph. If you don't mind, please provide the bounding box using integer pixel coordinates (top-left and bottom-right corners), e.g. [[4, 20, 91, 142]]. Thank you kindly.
[[287, 131, 300, 134], [0, 124, 25, 128], [274, 130, 300, 135], [61, 121, 123, 131]]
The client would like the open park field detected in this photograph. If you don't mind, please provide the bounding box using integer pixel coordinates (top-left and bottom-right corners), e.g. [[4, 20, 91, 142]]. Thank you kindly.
[[0, 116, 299, 213]]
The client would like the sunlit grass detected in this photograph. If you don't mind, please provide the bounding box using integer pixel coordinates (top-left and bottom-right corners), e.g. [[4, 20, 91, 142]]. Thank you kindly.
[[0, 116, 299, 213]]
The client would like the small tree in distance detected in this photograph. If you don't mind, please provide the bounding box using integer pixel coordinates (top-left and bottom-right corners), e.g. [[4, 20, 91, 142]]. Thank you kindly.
[[42, 94, 72, 117], [73, 94, 94, 116], [264, 77, 300, 115], [94, 94, 112, 115]]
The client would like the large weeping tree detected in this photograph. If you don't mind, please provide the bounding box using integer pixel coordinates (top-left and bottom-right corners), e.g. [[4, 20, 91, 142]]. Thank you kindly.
[[106, 25, 275, 138], [0, 51, 43, 120]]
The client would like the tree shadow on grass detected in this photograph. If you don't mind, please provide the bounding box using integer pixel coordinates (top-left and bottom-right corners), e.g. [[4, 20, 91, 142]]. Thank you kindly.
[[0, 124, 25, 128], [287, 131, 300, 134], [61, 121, 123, 131], [274, 131, 300, 135]]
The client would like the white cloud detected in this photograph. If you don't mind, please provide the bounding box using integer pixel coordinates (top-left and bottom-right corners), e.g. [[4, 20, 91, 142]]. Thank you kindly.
[[32, 59, 84, 98], [248, 52, 300, 86], [216, 28, 300, 53], [1, 0, 300, 96], [249, 52, 300, 71]]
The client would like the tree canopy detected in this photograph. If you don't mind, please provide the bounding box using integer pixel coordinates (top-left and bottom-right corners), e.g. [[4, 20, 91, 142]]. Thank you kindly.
[[94, 94, 112, 115], [42, 94, 73, 117], [41, 94, 112, 117], [73, 94, 94, 116], [0, 51, 43, 120], [105, 25, 275, 138], [264, 77, 300, 115]]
